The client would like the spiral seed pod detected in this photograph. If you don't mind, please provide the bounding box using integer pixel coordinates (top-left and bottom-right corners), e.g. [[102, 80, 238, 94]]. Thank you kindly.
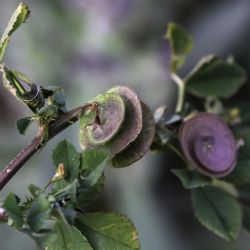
[[106, 86, 143, 156], [79, 86, 155, 167], [79, 93, 126, 149], [112, 102, 155, 168], [79, 86, 143, 156], [179, 112, 237, 177]]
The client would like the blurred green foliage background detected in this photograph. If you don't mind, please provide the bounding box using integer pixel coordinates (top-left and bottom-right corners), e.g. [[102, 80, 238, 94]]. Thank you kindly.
[[0, 0, 249, 249]]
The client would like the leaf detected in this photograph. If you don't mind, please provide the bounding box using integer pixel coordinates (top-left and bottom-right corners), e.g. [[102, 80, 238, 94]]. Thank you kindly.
[[26, 193, 52, 232], [16, 117, 32, 135], [77, 177, 105, 208], [47, 220, 93, 250], [3, 193, 23, 229], [28, 184, 41, 197], [81, 149, 108, 187], [165, 22, 193, 72], [81, 149, 108, 171], [75, 212, 139, 250], [223, 160, 250, 186], [185, 55, 247, 98], [0, 3, 30, 61], [171, 169, 212, 189], [191, 186, 242, 241], [52, 140, 80, 182]]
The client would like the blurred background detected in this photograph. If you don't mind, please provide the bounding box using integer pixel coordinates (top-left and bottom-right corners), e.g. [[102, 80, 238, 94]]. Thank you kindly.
[[0, 0, 249, 249]]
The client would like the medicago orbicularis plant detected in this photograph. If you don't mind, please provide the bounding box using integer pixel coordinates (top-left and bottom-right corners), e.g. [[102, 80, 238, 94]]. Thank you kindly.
[[0, 3, 249, 249]]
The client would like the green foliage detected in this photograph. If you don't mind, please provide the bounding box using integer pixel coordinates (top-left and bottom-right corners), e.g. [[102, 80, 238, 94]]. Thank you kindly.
[[75, 212, 139, 250], [0, 2, 250, 248], [52, 140, 80, 183], [81, 149, 108, 187], [192, 186, 242, 241], [3, 193, 23, 229], [16, 117, 32, 135], [27, 193, 52, 232], [185, 55, 246, 98], [172, 169, 212, 189], [0, 3, 30, 60], [223, 160, 250, 186], [47, 220, 93, 250], [165, 22, 193, 72]]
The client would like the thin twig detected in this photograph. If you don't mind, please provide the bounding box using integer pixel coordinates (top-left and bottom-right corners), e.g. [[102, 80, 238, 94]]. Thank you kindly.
[[0, 103, 95, 191]]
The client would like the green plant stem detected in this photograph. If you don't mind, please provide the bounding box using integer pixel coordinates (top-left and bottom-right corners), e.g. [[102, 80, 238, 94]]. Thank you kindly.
[[171, 73, 185, 113], [0, 103, 96, 191]]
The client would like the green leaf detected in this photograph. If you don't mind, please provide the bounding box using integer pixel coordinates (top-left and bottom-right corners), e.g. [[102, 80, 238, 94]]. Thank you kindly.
[[81, 149, 108, 187], [191, 186, 242, 241], [28, 184, 41, 197], [75, 212, 139, 250], [185, 55, 247, 98], [242, 205, 250, 234], [77, 176, 105, 208], [27, 193, 52, 232], [223, 160, 250, 186], [0, 3, 30, 61], [171, 169, 212, 189], [16, 117, 32, 135], [3, 193, 23, 229], [81, 149, 108, 171], [52, 140, 80, 182], [165, 22, 193, 72], [47, 220, 93, 250]]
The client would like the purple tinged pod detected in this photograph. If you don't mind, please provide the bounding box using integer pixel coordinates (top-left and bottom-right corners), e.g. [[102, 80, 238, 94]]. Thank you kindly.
[[79, 93, 125, 149], [112, 102, 155, 167], [179, 112, 237, 177], [106, 86, 143, 156]]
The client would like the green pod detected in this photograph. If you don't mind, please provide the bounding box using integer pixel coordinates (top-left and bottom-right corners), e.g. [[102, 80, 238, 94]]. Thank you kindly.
[[112, 102, 155, 168]]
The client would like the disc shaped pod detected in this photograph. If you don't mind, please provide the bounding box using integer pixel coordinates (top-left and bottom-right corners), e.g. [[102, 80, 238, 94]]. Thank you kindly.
[[79, 86, 143, 159], [179, 112, 237, 177], [112, 102, 155, 168]]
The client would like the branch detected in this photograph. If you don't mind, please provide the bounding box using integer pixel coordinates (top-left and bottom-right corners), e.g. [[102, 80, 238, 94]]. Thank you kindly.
[[0, 103, 96, 191]]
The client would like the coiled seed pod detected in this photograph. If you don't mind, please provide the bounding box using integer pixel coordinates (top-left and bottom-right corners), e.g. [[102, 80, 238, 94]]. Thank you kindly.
[[112, 102, 155, 167], [179, 112, 237, 177], [79, 86, 155, 167]]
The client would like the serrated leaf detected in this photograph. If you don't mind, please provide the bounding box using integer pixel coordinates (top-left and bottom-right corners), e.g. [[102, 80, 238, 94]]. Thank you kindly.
[[75, 212, 139, 250], [192, 186, 242, 241], [27, 193, 52, 232], [47, 220, 93, 250], [223, 160, 250, 186], [3, 193, 23, 229], [185, 55, 246, 98], [171, 169, 212, 189], [16, 117, 32, 135], [0, 3, 30, 61], [165, 22, 193, 72], [81, 149, 108, 187], [52, 140, 80, 182]]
